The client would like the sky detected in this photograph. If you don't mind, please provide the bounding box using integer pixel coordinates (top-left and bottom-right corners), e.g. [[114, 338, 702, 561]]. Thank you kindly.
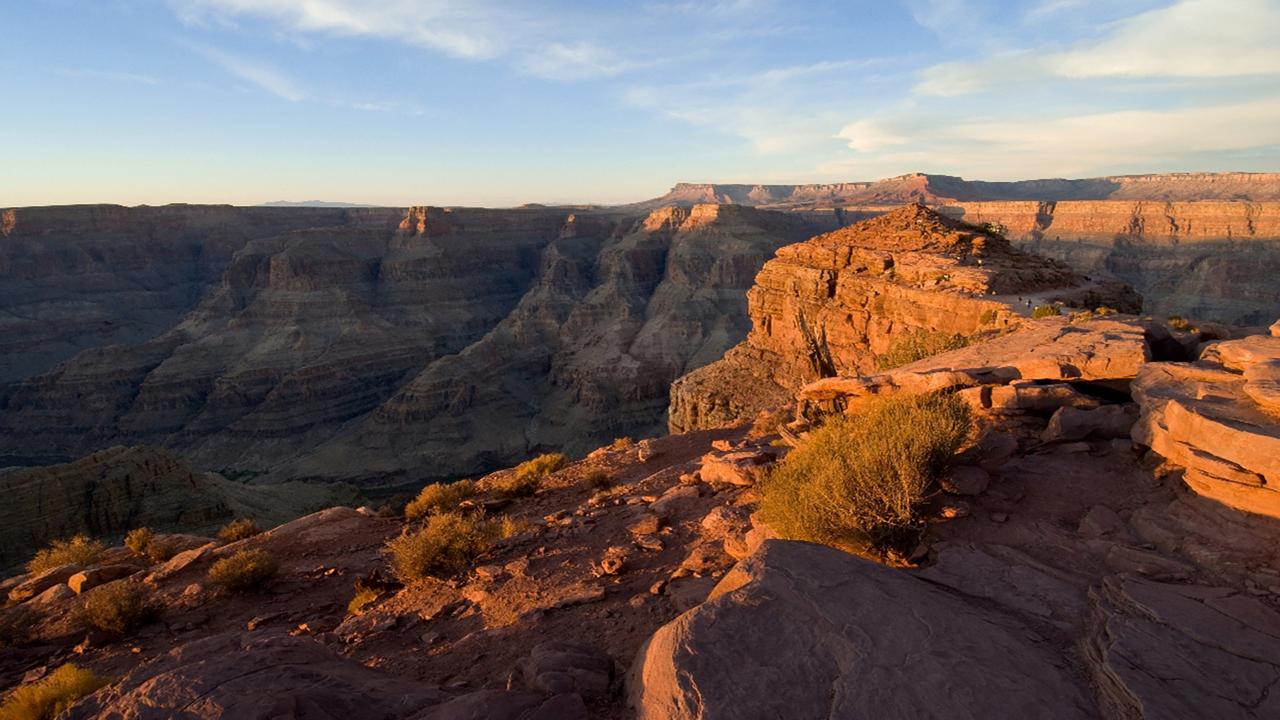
[[2, 0, 1278, 206]]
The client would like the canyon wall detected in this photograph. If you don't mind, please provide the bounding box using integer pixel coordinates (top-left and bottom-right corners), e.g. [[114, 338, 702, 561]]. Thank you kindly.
[[942, 201, 1280, 325], [0, 203, 819, 484]]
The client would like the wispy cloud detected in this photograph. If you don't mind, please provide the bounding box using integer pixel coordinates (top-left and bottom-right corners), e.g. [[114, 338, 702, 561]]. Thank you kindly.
[[834, 95, 1280, 179], [917, 0, 1280, 96], [189, 42, 306, 101]]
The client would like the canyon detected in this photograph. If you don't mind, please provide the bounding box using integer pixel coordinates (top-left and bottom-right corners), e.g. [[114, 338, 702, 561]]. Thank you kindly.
[[4, 172, 1280, 494], [2, 200, 1278, 719]]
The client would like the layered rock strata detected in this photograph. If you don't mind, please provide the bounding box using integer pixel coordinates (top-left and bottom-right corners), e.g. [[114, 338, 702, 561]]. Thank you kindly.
[[669, 204, 1140, 432], [1131, 331, 1280, 518]]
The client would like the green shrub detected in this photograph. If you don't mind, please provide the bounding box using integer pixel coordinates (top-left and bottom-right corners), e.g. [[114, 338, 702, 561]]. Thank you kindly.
[[216, 518, 261, 543], [75, 580, 157, 637], [207, 549, 278, 592], [26, 535, 107, 575], [1167, 314, 1191, 331], [760, 392, 972, 552], [1032, 304, 1061, 319], [386, 513, 507, 582], [874, 329, 972, 371], [405, 479, 476, 520], [496, 453, 568, 498], [978, 309, 998, 325], [0, 663, 109, 720]]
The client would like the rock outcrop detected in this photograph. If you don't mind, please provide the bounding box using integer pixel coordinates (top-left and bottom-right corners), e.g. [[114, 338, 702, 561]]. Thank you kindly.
[[669, 204, 1140, 432], [1132, 331, 1280, 518], [632, 540, 1098, 719]]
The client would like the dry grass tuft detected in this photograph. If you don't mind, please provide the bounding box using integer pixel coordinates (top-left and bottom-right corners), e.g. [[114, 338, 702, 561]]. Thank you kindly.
[[207, 549, 278, 592], [26, 535, 107, 575], [1032, 304, 1062, 319], [75, 580, 157, 637], [874, 329, 972, 371], [495, 453, 567, 498], [123, 528, 176, 563], [760, 392, 972, 552], [609, 437, 634, 450], [347, 585, 381, 616], [0, 663, 109, 720], [405, 479, 476, 520], [216, 518, 261, 543], [583, 470, 612, 490], [386, 513, 512, 582]]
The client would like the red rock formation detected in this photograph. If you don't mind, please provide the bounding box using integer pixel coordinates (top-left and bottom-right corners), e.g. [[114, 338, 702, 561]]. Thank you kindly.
[[668, 205, 1140, 432]]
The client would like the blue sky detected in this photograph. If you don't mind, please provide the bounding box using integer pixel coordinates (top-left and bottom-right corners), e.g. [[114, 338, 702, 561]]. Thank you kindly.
[[2, 0, 1278, 206]]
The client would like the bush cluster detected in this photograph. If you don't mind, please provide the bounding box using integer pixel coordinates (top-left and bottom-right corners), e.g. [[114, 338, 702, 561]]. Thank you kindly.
[[404, 479, 476, 520], [760, 392, 972, 552], [1031, 304, 1061, 319], [0, 663, 109, 720], [874, 329, 972, 371], [386, 512, 508, 582], [216, 518, 261, 543], [26, 536, 107, 575], [123, 528, 177, 563], [207, 549, 278, 592], [75, 580, 157, 637], [495, 453, 567, 498]]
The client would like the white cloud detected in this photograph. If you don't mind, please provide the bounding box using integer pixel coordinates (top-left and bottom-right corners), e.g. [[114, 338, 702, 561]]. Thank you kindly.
[[189, 43, 306, 101], [833, 96, 1280, 179], [51, 68, 161, 85], [918, 0, 1280, 96]]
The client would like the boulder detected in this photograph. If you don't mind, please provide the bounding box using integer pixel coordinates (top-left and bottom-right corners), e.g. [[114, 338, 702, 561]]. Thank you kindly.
[[631, 540, 1097, 719], [698, 451, 773, 487], [64, 632, 447, 719], [1042, 404, 1137, 443], [30, 583, 76, 607], [7, 564, 83, 604], [514, 641, 614, 699], [699, 506, 750, 540], [68, 564, 140, 594], [650, 485, 700, 520], [148, 542, 218, 582], [1271, 319, 1280, 337], [1132, 336, 1280, 518], [1078, 505, 1125, 538], [415, 690, 588, 720]]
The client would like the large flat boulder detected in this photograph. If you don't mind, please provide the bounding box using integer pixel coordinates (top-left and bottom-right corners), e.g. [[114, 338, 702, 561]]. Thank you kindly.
[[1132, 334, 1280, 518], [630, 540, 1097, 720]]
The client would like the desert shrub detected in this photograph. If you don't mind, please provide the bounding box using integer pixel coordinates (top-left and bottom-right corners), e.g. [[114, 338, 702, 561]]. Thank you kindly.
[[123, 528, 177, 563], [1032, 304, 1061, 319], [760, 392, 972, 552], [75, 580, 157, 637], [405, 479, 476, 520], [583, 470, 611, 490], [978, 309, 998, 325], [1167, 314, 1192, 331], [216, 518, 261, 543], [207, 549, 278, 592], [26, 535, 106, 575], [609, 437, 633, 450], [386, 513, 507, 582], [0, 663, 109, 720], [1094, 306, 1117, 316], [123, 528, 154, 556], [874, 329, 972, 371], [496, 453, 568, 498], [347, 585, 381, 616]]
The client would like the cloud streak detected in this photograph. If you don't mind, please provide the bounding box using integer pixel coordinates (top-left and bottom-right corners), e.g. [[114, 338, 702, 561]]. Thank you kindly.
[[190, 42, 306, 101]]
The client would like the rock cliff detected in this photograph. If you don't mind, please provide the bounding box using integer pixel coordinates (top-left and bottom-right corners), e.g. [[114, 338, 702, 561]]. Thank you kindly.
[[668, 204, 1140, 432]]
